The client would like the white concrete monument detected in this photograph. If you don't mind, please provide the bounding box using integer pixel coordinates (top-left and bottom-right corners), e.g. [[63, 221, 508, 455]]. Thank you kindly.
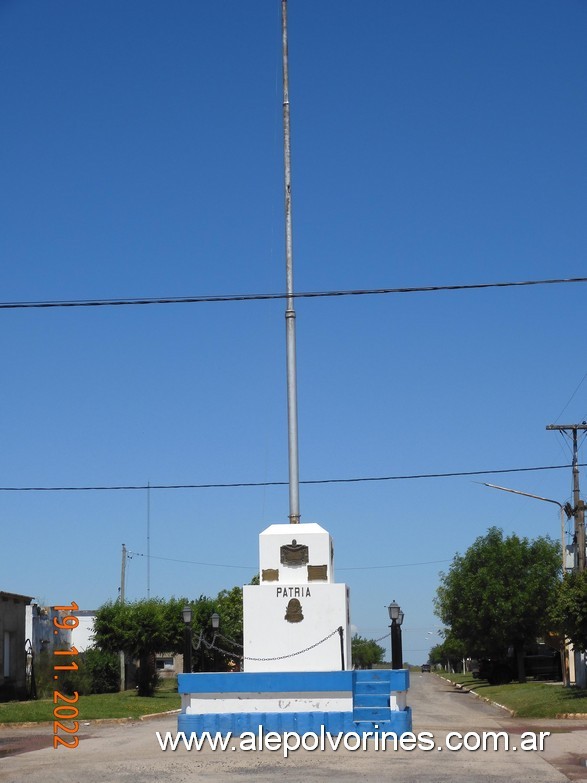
[[179, 520, 411, 735], [243, 522, 351, 672]]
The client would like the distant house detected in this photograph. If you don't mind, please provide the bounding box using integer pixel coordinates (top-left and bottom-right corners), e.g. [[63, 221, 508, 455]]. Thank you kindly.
[[24, 605, 181, 690], [0, 591, 33, 700], [156, 652, 183, 678], [71, 610, 97, 652], [26, 606, 97, 655], [26, 605, 71, 656]]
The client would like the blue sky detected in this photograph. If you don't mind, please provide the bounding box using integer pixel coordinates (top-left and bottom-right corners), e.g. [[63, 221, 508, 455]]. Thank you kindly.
[[1, 0, 586, 663]]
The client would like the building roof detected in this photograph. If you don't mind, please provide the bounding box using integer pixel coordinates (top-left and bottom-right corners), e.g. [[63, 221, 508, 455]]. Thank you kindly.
[[0, 591, 34, 603]]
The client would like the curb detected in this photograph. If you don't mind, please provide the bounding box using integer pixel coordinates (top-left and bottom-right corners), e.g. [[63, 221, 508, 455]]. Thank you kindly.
[[0, 709, 181, 730], [437, 674, 587, 720], [139, 709, 181, 721], [471, 692, 516, 717], [436, 674, 516, 716], [555, 713, 587, 719]]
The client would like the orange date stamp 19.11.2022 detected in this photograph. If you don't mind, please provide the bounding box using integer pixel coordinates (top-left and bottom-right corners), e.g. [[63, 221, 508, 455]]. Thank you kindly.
[[52, 602, 80, 749]]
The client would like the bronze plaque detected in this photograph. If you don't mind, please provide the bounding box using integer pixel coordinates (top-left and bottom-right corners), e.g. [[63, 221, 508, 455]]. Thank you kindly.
[[280, 539, 309, 566], [285, 598, 304, 623], [307, 564, 327, 581], [262, 568, 279, 582]]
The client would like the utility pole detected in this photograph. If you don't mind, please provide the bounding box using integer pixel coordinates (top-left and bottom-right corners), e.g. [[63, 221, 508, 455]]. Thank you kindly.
[[119, 543, 127, 691], [547, 423, 587, 689], [546, 424, 587, 573], [120, 543, 127, 604]]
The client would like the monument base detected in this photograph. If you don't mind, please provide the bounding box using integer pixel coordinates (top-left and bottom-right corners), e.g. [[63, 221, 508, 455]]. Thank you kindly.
[[178, 669, 412, 736]]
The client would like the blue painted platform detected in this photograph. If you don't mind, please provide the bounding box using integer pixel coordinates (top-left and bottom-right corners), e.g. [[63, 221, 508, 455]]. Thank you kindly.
[[179, 669, 409, 693], [178, 669, 412, 736]]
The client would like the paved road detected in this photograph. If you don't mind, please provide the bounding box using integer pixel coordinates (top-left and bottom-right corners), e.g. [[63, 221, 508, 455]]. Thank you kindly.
[[0, 674, 586, 782], [411, 670, 511, 729]]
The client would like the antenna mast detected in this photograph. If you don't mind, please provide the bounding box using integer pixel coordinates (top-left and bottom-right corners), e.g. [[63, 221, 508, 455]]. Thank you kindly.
[[281, 0, 300, 523]]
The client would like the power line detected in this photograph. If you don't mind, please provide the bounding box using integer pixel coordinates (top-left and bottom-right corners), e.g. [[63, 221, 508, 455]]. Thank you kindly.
[[0, 276, 585, 310], [128, 550, 451, 572], [128, 551, 254, 571], [0, 462, 581, 492], [339, 558, 451, 571], [554, 368, 587, 423]]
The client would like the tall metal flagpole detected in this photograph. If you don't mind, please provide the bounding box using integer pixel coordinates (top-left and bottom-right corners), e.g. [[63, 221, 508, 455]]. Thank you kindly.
[[282, 0, 300, 524]]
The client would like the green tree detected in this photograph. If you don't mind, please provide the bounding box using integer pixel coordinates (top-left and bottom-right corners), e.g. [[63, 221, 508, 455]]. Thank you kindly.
[[435, 527, 560, 682], [93, 586, 249, 693], [84, 647, 120, 694], [35, 647, 120, 697], [213, 586, 245, 668], [352, 635, 385, 669], [428, 635, 467, 672], [93, 597, 186, 695], [187, 586, 245, 672], [552, 570, 587, 652]]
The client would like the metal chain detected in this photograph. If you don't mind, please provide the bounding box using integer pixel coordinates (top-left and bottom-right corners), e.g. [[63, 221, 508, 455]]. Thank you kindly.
[[216, 632, 243, 649], [207, 626, 342, 662], [190, 630, 213, 652], [198, 628, 387, 659]]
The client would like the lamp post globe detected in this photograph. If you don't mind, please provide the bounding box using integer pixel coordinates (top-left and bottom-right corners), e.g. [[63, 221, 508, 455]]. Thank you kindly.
[[388, 600, 404, 670]]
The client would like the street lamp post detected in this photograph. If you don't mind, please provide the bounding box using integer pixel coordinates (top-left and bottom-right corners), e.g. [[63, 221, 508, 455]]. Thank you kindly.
[[211, 613, 220, 671], [482, 483, 571, 576], [388, 601, 404, 670], [182, 605, 192, 674]]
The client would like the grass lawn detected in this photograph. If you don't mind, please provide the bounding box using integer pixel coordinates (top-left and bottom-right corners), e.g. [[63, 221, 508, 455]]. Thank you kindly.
[[0, 683, 181, 724], [439, 672, 587, 718]]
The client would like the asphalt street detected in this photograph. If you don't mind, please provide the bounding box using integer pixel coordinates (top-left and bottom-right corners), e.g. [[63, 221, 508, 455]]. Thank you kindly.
[[0, 673, 586, 782]]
